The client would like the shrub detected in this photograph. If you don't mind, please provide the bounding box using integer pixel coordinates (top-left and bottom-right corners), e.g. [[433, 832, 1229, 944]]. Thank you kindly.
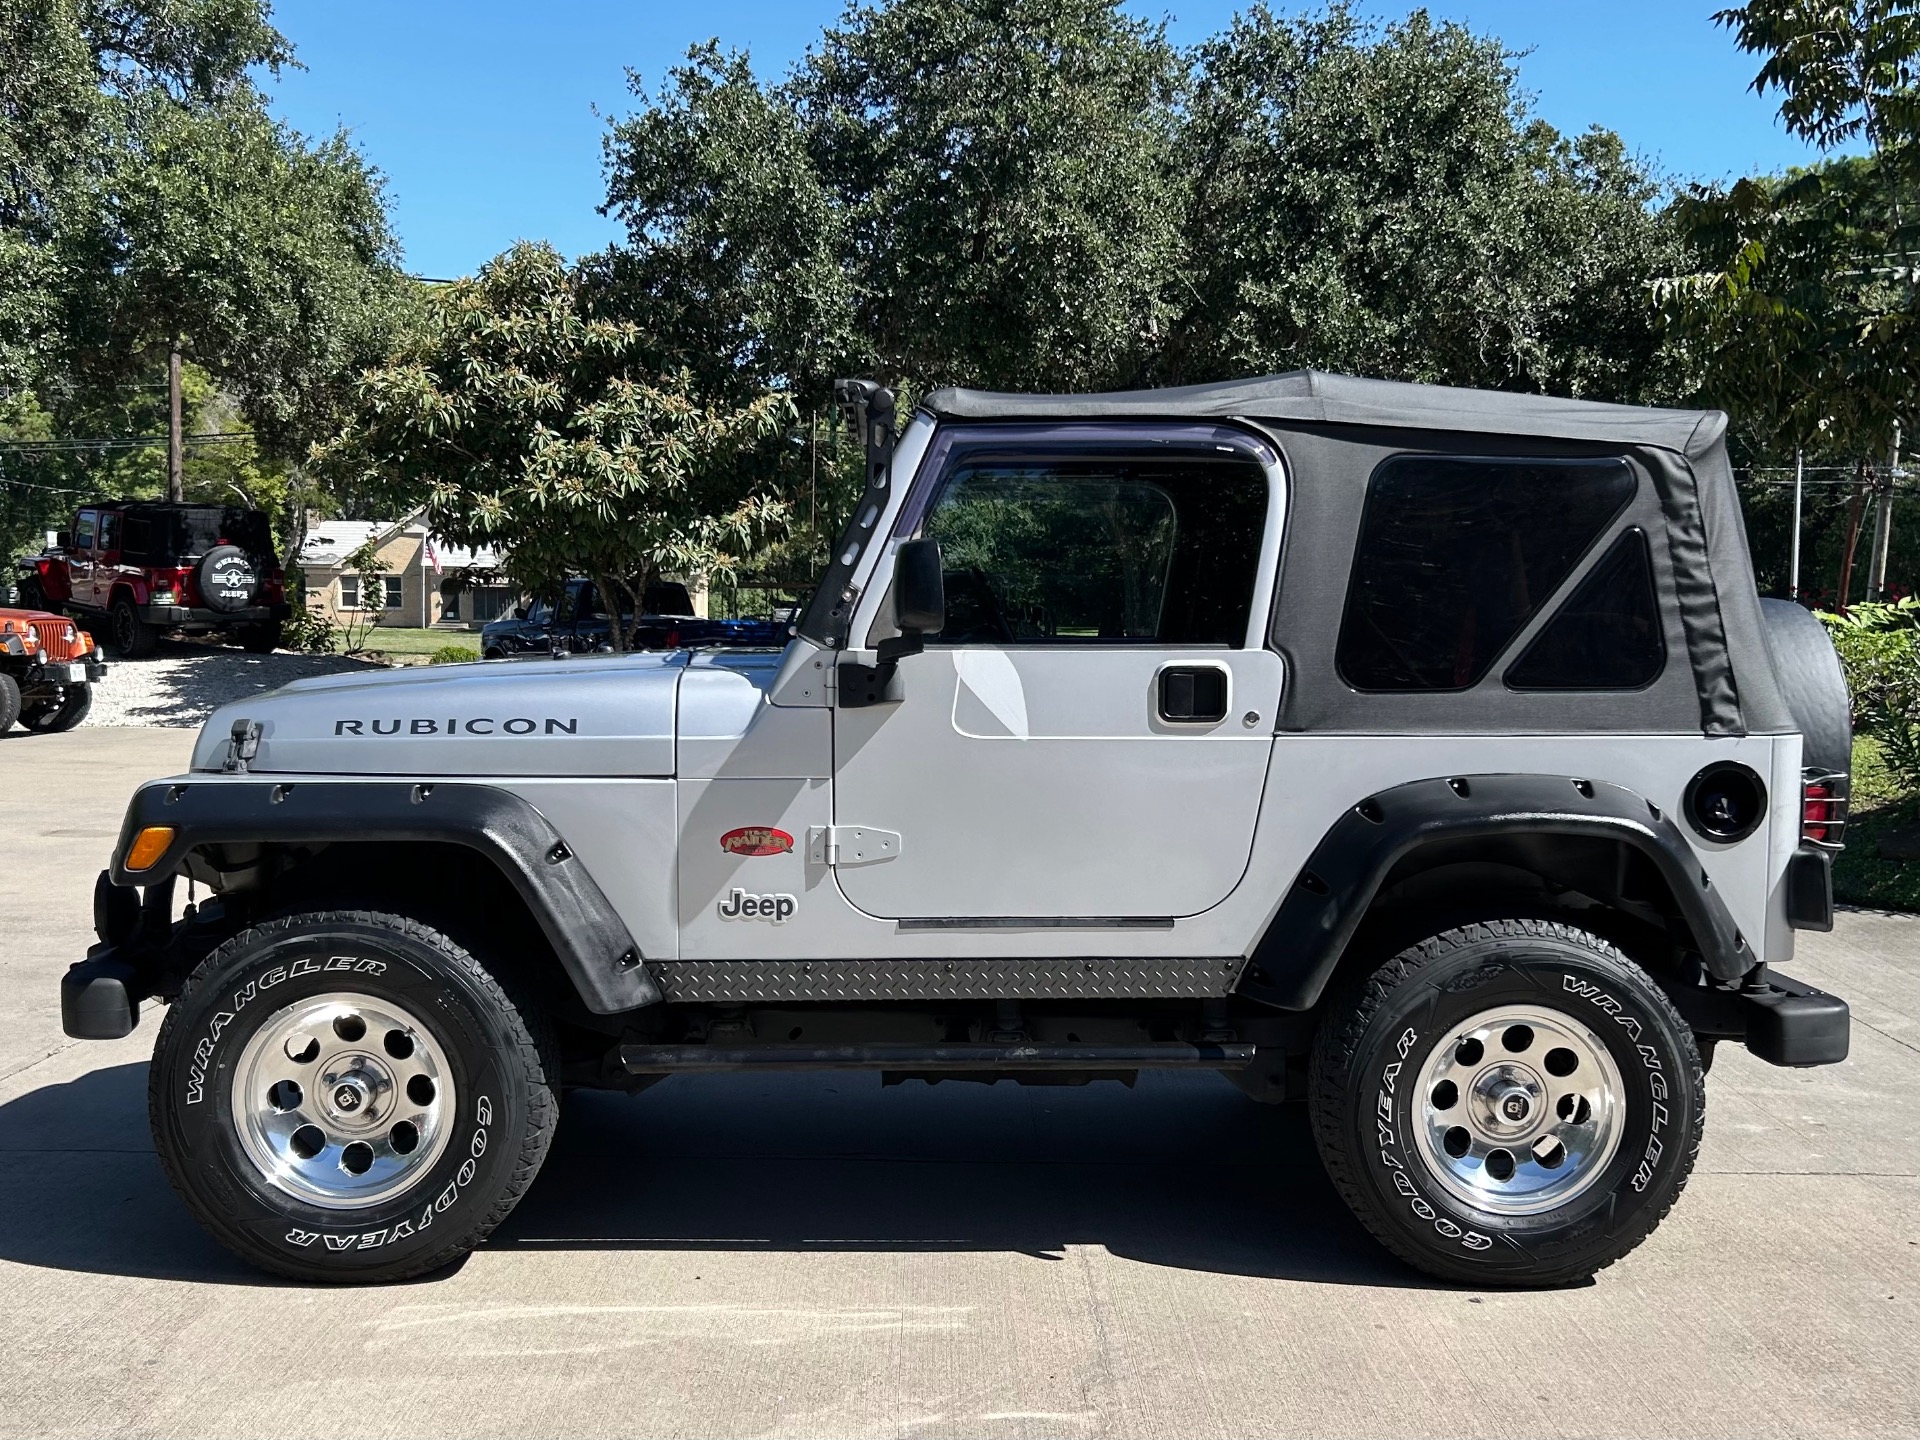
[[281, 607, 339, 654], [1820, 600, 1920, 796], [428, 644, 481, 665]]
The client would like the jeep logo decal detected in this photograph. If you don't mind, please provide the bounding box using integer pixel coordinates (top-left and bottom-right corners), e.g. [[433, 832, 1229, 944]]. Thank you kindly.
[[333, 717, 580, 736], [719, 826, 793, 857], [718, 888, 795, 922]]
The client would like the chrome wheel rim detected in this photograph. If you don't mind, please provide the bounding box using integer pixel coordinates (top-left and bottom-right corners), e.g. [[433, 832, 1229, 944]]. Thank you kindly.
[[230, 991, 454, 1209], [1410, 1003, 1624, 1216]]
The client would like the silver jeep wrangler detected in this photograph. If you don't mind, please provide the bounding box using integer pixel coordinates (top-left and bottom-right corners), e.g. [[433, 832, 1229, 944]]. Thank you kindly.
[[64, 372, 1855, 1285]]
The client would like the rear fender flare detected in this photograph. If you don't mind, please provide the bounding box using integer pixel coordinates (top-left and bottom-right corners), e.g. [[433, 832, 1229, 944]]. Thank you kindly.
[[1236, 773, 1751, 1011], [111, 779, 659, 1014]]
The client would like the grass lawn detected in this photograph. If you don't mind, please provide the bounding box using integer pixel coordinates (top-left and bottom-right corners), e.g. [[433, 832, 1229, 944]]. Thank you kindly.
[[337, 626, 479, 658], [1833, 733, 1920, 912]]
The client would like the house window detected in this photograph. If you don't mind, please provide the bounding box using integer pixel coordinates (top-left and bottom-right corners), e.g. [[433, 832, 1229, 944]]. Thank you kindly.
[[339, 575, 360, 609], [382, 576, 403, 610]]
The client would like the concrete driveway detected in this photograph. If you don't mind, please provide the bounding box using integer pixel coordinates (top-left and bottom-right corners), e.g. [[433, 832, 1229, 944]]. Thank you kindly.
[[1, 727, 1914, 1439]]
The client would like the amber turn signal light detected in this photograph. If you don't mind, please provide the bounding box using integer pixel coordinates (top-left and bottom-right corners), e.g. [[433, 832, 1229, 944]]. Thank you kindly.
[[124, 826, 176, 871]]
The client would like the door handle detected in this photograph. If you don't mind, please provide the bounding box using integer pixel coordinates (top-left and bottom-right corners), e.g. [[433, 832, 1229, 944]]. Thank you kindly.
[[1157, 663, 1230, 724]]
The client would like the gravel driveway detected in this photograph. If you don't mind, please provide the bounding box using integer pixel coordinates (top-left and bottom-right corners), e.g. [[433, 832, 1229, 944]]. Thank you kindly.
[[83, 641, 385, 728]]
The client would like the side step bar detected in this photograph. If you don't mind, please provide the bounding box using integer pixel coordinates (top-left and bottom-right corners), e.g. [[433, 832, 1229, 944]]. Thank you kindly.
[[619, 1041, 1256, 1073]]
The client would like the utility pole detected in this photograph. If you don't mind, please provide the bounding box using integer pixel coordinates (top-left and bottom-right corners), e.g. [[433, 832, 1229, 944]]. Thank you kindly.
[[1868, 422, 1899, 601], [1790, 448, 1804, 601], [167, 340, 184, 503]]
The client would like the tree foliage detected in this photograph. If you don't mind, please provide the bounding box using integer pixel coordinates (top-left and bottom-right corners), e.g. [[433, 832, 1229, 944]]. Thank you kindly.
[[319, 243, 795, 649], [601, 0, 1678, 405]]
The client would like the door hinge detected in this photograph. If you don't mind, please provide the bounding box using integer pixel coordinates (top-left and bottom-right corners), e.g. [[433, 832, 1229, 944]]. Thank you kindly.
[[808, 825, 902, 866]]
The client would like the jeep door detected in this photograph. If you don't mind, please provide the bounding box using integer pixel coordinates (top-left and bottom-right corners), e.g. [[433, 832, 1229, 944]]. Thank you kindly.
[[89, 510, 121, 610], [69, 509, 97, 612], [830, 426, 1284, 921]]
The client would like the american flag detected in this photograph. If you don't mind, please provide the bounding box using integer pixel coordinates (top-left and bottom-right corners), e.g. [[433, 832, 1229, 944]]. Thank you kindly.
[[425, 537, 442, 575]]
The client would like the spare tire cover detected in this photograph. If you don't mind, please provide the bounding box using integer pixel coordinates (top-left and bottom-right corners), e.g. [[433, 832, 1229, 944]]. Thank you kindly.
[[197, 545, 259, 614], [1758, 597, 1852, 776]]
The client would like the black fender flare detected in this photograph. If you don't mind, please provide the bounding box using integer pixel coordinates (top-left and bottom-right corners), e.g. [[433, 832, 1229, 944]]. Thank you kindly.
[[1235, 773, 1753, 1011], [111, 779, 659, 1013]]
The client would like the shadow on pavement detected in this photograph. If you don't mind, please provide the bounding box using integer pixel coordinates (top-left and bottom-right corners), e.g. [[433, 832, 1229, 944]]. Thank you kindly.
[[0, 1062, 1427, 1289]]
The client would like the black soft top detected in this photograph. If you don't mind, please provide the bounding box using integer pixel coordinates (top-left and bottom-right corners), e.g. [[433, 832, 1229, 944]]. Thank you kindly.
[[905, 371, 1791, 741], [923, 371, 1728, 460]]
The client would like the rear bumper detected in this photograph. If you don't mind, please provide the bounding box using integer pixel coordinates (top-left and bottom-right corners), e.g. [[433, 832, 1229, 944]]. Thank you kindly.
[[1669, 971, 1850, 1067], [141, 602, 289, 626]]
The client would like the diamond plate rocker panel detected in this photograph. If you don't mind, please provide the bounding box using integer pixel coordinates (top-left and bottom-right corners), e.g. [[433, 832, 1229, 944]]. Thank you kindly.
[[646, 957, 1247, 1003]]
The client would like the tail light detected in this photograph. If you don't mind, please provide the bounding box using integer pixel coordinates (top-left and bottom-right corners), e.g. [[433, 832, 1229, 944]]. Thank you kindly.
[[1802, 769, 1850, 850], [263, 567, 285, 602], [149, 564, 196, 607]]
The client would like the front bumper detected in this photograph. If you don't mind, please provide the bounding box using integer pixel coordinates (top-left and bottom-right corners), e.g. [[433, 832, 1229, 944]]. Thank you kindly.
[[39, 659, 107, 685], [1670, 971, 1850, 1067]]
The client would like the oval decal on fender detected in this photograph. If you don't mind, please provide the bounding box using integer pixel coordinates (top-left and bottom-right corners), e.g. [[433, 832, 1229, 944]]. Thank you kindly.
[[720, 826, 794, 857]]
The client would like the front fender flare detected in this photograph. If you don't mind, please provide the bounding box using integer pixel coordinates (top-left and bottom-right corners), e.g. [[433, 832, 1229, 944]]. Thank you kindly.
[[111, 779, 660, 1013], [1236, 773, 1752, 1011]]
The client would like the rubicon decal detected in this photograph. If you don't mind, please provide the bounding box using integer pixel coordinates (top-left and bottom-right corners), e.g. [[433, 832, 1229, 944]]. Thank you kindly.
[[333, 717, 580, 736], [719, 826, 794, 856]]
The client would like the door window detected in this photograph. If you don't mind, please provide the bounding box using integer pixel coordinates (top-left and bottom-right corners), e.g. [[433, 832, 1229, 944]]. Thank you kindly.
[[918, 456, 1266, 646], [73, 512, 96, 551]]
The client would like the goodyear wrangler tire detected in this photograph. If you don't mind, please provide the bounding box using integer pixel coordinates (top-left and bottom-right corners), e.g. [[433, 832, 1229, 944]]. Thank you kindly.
[[1309, 919, 1703, 1286], [149, 910, 558, 1283]]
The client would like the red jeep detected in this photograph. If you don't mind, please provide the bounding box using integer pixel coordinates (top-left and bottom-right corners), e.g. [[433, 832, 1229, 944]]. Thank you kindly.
[[20, 501, 289, 656]]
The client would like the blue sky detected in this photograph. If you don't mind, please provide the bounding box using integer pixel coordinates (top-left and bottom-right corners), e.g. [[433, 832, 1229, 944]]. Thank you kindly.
[[268, 1, 1839, 280]]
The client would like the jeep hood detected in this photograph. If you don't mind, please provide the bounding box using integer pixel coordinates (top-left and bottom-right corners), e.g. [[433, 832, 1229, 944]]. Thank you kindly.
[[190, 653, 686, 776]]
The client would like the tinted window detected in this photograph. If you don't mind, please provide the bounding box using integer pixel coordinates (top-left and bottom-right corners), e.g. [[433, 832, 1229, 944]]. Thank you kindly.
[[121, 516, 152, 558], [170, 508, 273, 559], [921, 457, 1266, 645], [1506, 528, 1664, 690], [97, 512, 119, 551], [1337, 456, 1636, 691]]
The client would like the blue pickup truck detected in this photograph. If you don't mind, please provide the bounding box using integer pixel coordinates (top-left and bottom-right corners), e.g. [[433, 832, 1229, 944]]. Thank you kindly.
[[479, 578, 786, 658]]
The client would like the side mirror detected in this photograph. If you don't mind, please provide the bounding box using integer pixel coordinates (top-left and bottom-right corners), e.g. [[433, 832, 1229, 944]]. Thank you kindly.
[[55, 531, 71, 550], [513, 606, 528, 620], [892, 539, 946, 637]]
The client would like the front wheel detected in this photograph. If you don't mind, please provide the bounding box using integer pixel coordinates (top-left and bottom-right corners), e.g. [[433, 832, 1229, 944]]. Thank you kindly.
[[1310, 918, 1703, 1286], [149, 910, 558, 1283], [18, 684, 90, 732], [0, 672, 20, 731]]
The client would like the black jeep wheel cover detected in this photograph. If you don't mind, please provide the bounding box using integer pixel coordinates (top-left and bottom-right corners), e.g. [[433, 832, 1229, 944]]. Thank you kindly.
[[197, 545, 259, 613]]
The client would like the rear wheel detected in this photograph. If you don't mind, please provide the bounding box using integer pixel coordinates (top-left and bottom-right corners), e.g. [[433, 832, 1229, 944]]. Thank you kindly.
[[1310, 918, 1703, 1286], [18, 684, 90, 732], [110, 597, 157, 658], [149, 910, 558, 1283]]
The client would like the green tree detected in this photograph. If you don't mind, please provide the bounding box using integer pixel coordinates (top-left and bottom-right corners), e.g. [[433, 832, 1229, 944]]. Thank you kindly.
[[0, 0, 293, 389], [1661, 2, 1920, 604], [1167, 5, 1684, 399], [603, 0, 1679, 406], [318, 243, 795, 650], [54, 88, 408, 497], [603, 0, 1185, 398]]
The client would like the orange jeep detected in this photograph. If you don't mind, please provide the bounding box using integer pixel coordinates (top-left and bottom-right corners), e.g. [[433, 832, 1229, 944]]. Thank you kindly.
[[0, 606, 106, 732]]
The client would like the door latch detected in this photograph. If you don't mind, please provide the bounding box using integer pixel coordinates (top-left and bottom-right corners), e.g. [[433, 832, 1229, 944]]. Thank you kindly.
[[807, 826, 903, 866]]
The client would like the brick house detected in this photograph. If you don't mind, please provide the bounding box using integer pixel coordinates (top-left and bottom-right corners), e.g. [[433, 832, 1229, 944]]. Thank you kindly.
[[296, 513, 518, 631]]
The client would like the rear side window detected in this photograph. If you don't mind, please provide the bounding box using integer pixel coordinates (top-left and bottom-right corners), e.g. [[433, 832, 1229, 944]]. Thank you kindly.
[[121, 516, 152, 558], [1505, 528, 1665, 690], [1336, 456, 1636, 692]]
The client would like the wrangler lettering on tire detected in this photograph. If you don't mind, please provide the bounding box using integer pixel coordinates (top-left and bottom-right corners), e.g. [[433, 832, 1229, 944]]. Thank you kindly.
[[1310, 919, 1704, 1286]]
